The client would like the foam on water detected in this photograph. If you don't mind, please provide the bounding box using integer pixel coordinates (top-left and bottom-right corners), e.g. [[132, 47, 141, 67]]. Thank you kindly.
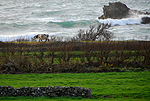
[[0, 0, 150, 42], [0, 32, 58, 42], [98, 15, 150, 26], [0, 19, 99, 42]]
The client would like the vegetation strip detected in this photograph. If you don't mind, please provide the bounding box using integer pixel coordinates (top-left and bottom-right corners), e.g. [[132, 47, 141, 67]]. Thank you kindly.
[[0, 41, 150, 74]]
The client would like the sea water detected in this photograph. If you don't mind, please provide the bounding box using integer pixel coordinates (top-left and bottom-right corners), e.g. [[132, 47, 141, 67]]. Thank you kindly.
[[0, 0, 150, 42]]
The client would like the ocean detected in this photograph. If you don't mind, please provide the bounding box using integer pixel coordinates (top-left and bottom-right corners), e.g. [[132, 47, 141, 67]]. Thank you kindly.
[[0, 0, 150, 42]]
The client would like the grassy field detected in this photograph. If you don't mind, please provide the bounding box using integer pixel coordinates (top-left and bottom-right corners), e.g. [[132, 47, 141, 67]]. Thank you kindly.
[[0, 71, 150, 101]]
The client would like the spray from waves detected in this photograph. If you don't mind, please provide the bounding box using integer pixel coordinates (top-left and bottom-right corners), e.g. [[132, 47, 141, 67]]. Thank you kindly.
[[0, 33, 58, 42], [98, 15, 150, 26]]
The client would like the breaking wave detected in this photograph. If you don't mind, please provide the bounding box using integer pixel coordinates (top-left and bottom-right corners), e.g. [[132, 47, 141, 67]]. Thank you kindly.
[[98, 15, 150, 26], [48, 20, 99, 28]]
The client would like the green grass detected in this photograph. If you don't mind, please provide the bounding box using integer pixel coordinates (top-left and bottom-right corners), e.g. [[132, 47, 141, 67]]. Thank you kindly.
[[0, 72, 150, 101]]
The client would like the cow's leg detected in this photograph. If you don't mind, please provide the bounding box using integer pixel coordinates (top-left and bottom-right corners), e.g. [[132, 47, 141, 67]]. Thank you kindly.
[[39, 38, 42, 42], [44, 39, 47, 42]]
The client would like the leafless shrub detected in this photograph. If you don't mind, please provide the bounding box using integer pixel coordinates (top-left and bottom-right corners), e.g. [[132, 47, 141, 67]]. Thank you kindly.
[[75, 23, 113, 41], [12, 37, 30, 42]]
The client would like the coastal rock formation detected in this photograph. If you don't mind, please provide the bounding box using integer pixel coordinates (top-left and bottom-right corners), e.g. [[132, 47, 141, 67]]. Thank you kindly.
[[98, 2, 150, 24], [99, 2, 130, 19], [141, 17, 150, 24]]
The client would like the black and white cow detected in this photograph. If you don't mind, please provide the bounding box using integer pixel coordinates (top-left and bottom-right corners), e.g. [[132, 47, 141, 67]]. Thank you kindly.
[[32, 34, 49, 42]]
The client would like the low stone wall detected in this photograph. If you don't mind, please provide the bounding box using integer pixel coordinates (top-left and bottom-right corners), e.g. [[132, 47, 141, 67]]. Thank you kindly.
[[0, 86, 92, 98]]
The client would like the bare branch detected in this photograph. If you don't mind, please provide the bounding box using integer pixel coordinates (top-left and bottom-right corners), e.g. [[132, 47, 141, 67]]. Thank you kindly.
[[76, 23, 113, 41]]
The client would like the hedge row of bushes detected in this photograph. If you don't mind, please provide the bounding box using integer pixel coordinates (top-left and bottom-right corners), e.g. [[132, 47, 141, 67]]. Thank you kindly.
[[0, 40, 150, 74]]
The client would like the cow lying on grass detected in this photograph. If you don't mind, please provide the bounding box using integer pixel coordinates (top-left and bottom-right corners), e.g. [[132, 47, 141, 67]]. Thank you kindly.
[[32, 34, 49, 42]]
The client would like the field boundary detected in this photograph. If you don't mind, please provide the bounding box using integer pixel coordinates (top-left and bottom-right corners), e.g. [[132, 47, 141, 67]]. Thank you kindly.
[[0, 86, 92, 98]]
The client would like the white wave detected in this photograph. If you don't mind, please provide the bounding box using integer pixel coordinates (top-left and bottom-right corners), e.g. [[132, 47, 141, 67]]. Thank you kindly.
[[0, 33, 58, 42], [98, 15, 150, 26], [28, 16, 96, 23], [27, 17, 62, 23]]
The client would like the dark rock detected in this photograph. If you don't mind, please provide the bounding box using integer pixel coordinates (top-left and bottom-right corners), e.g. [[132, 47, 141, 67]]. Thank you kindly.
[[98, 2, 150, 24], [141, 17, 150, 24], [87, 88, 92, 98], [0, 86, 92, 98], [99, 2, 130, 19]]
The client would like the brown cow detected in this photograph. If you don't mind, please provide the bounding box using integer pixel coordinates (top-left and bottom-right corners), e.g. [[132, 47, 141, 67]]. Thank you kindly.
[[32, 34, 49, 42]]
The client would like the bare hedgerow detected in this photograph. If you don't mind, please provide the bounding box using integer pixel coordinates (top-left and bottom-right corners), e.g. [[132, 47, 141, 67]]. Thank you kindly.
[[75, 23, 113, 41]]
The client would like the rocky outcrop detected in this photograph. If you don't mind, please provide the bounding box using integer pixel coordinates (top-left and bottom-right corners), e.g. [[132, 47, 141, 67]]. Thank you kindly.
[[98, 2, 150, 24], [99, 2, 130, 19], [141, 17, 150, 24], [0, 86, 92, 98]]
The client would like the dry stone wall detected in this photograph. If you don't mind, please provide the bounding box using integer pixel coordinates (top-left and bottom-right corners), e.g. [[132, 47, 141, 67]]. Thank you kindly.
[[0, 86, 92, 98]]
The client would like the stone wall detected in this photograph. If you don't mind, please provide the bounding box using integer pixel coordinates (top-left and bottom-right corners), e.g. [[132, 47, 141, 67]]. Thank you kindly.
[[0, 86, 92, 98]]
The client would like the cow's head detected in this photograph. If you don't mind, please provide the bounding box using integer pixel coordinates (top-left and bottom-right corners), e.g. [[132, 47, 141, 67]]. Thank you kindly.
[[32, 35, 39, 40]]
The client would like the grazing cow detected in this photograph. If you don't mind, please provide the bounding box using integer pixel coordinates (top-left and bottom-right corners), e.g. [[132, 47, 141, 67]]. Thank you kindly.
[[32, 34, 49, 42]]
